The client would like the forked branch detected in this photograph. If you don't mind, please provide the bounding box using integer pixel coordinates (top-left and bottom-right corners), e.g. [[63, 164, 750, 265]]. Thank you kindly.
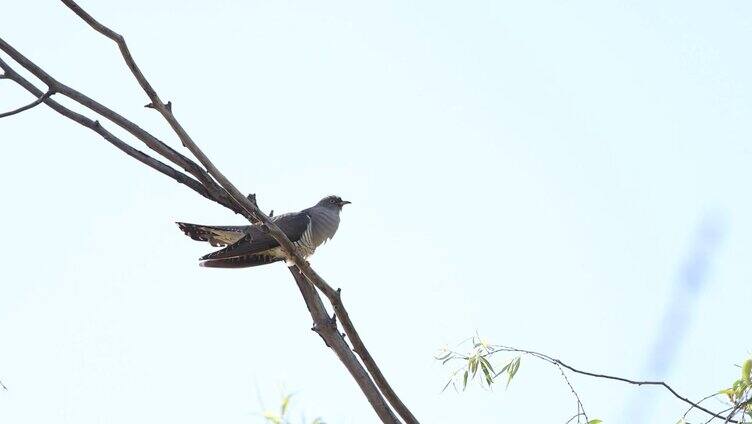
[[57, 1, 417, 422], [0, 1, 418, 423], [0, 57, 217, 204], [0, 89, 54, 118]]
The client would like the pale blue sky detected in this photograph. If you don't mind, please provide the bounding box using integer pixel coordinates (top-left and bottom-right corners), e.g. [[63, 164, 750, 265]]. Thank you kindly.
[[1, 1, 751, 423]]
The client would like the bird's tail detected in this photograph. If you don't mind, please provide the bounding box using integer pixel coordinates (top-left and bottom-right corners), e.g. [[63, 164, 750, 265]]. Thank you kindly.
[[176, 222, 247, 247], [200, 254, 283, 268]]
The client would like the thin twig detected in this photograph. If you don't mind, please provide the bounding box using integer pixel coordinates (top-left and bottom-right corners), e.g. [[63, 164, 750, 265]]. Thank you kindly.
[[706, 406, 736, 424], [0, 89, 54, 118], [564, 412, 585, 424], [554, 364, 589, 423], [724, 398, 752, 424], [683, 393, 722, 421], [490, 345, 740, 423]]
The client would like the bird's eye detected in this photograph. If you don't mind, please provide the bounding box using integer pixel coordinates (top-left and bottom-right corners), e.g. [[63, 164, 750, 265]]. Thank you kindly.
[[330, 198, 337, 204]]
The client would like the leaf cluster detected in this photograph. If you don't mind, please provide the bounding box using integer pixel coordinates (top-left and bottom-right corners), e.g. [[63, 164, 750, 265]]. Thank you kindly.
[[435, 336, 601, 424], [435, 337, 521, 393]]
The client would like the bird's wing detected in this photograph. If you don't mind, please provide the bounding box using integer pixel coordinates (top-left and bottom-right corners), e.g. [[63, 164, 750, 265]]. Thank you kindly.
[[176, 223, 249, 247], [199, 212, 311, 261]]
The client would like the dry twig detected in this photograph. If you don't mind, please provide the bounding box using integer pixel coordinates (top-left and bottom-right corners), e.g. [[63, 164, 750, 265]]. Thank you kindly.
[[0, 89, 54, 118]]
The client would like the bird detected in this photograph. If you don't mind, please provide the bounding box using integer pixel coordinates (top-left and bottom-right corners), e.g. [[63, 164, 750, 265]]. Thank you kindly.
[[177, 195, 350, 268]]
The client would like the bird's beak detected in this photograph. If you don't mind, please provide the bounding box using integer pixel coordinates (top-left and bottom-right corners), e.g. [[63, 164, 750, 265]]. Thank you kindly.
[[339, 200, 351, 206]]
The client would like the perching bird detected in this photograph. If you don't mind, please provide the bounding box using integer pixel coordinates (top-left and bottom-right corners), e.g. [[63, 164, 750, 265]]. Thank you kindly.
[[177, 195, 350, 268]]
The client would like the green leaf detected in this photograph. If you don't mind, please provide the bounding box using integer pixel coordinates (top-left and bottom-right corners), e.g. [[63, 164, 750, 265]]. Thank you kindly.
[[469, 356, 478, 377], [435, 351, 452, 361], [441, 377, 454, 393], [480, 360, 493, 387], [720, 388, 735, 400], [280, 393, 292, 416], [587, 420, 603, 424], [506, 357, 521, 388], [480, 356, 495, 375], [463, 370, 469, 391], [494, 362, 511, 378]]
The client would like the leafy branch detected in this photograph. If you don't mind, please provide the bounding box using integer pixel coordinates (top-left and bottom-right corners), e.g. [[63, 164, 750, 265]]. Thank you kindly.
[[437, 337, 751, 424]]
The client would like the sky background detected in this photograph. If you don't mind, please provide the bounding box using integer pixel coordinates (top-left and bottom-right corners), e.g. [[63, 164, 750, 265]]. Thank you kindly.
[[1, 1, 751, 423]]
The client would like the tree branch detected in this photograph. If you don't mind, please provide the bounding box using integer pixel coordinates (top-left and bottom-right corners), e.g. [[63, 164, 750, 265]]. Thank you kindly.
[[0, 89, 54, 118], [0, 37, 242, 218], [0, 56, 223, 206], [331, 289, 419, 423], [489, 345, 742, 423], [288, 266, 399, 423], [55, 2, 418, 422], [1, 1, 419, 422]]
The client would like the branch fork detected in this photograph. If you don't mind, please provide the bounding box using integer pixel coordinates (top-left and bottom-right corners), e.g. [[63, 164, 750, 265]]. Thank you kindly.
[[0, 2, 417, 423]]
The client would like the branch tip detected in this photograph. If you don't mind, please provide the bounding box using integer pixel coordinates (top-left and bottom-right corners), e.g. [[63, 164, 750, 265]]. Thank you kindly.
[[0, 89, 54, 119]]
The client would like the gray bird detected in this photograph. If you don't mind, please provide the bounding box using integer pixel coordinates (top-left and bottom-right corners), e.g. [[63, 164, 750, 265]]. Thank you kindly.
[[177, 195, 350, 268]]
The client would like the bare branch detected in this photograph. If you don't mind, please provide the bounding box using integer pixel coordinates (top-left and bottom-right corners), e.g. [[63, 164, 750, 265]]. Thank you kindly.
[[0, 37, 242, 218], [56, 2, 418, 422], [0, 56, 221, 208], [0, 89, 54, 118], [60, 0, 165, 109], [2, 2, 420, 421], [331, 289, 420, 424], [564, 412, 586, 424], [288, 266, 399, 423], [554, 363, 589, 423]]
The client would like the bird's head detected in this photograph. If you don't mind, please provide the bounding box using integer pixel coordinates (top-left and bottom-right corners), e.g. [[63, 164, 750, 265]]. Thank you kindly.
[[317, 195, 351, 211]]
